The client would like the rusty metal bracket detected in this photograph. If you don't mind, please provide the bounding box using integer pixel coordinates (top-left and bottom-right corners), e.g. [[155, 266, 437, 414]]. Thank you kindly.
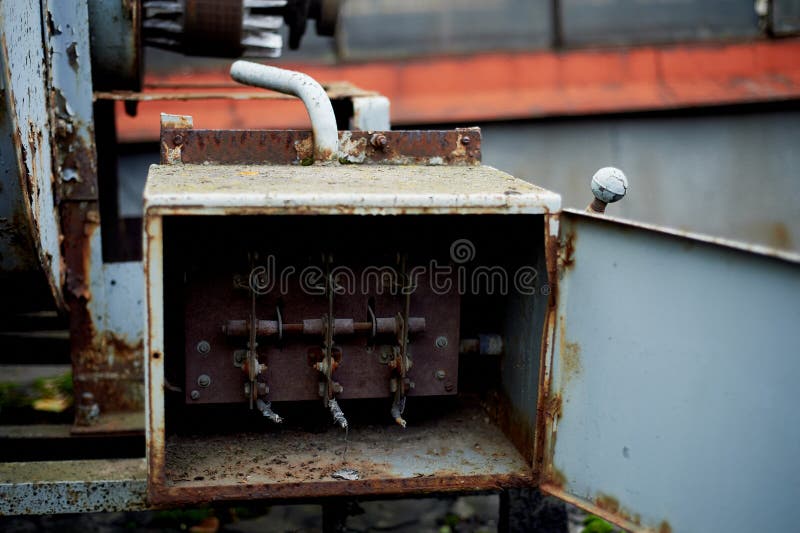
[[160, 122, 481, 166]]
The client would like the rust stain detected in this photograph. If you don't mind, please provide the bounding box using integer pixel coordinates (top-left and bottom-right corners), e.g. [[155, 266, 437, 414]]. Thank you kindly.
[[558, 315, 582, 383], [559, 227, 577, 273], [543, 464, 567, 489]]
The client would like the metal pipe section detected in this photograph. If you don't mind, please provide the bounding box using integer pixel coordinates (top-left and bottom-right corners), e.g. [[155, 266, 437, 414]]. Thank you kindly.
[[230, 61, 338, 162]]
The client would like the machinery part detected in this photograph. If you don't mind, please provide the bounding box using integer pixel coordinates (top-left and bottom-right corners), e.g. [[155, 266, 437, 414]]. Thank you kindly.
[[144, 0, 284, 57], [230, 61, 338, 161], [586, 167, 628, 214], [141, 0, 342, 57], [88, 0, 142, 90], [223, 316, 426, 337]]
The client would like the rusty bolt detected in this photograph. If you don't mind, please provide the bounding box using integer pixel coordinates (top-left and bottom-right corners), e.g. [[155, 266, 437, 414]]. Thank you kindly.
[[435, 370, 446, 380], [445, 382, 454, 392], [434, 336, 448, 349], [190, 390, 200, 400], [196, 340, 211, 354], [173, 134, 184, 146], [370, 133, 388, 150], [197, 374, 211, 388], [461, 136, 471, 146]]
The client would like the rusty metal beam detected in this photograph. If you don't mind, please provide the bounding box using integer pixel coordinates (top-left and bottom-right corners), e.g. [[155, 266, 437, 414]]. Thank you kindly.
[[115, 39, 800, 142]]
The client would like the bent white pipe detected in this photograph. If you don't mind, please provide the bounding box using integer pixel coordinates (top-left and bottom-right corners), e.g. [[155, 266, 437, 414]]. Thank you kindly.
[[230, 60, 338, 162]]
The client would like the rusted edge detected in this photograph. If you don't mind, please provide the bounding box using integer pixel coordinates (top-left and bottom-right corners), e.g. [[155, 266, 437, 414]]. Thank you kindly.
[[160, 114, 194, 164], [532, 213, 561, 486], [540, 485, 672, 533], [148, 472, 533, 507]]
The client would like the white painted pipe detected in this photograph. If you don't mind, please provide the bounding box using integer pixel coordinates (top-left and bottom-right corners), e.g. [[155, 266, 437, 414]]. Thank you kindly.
[[230, 60, 338, 162]]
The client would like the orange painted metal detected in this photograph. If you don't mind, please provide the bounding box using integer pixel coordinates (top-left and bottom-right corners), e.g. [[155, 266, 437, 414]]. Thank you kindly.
[[115, 39, 800, 142]]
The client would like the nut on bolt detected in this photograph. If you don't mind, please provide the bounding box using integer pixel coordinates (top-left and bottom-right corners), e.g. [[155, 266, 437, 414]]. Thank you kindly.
[[190, 390, 200, 400], [196, 340, 211, 354], [370, 133, 388, 150], [435, 369, 446, 380], [461, 135, 471, 146], [173, 134, 184, 146], [197, 374, 211, 388]]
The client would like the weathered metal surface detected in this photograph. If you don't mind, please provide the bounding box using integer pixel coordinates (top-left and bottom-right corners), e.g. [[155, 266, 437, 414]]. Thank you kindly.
[[43, 1, 146, 425], [540, 210, 800, 532], [87, 0, 142, 90], [561, 0, 759, 47], [179, 221, 459, 403], [116, 39, 800, 142], [351, 96, 390, 131], [0, 459, 147, 515], [143, 164, 560, 216], [153, 403, 532, 505], [160, 128, 481, 166], [0, 0, 64, 308]]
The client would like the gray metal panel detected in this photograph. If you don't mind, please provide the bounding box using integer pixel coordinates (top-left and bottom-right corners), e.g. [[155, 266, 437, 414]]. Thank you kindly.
[[772, 0, 800, 35], [337, 0, 551, 61], [561, 0, 760, 47], [481, 109, 800, 252], [545, 211, 800, 532]]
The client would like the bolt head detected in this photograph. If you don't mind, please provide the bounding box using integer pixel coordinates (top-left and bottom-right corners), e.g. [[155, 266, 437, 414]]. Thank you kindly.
[[591, 167, 628, 204], [461, 135, 471, 146], [173, 134, 184, 145], [434, 336, 449, 349], [190, 390, 200, 400], [197, 374, 211, 388], [370, 133, 388, 149], [196, 340, 211, 354], [435, 370, 446, 380]]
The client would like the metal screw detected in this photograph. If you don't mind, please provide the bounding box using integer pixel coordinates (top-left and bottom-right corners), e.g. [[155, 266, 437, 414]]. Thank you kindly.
[[435, 370, 446, 380], [461, 135, 471, 146], [434, 336, 448, 349], [197, 374, 211, 388], [190, 390, 200, 400], [196, 340, 211, 354], [370, 133, 388, 150], [173, 134, 184, 145]]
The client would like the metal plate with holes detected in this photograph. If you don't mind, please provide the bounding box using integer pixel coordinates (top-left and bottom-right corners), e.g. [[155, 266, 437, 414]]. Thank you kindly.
[[541, 211, 800, 532]]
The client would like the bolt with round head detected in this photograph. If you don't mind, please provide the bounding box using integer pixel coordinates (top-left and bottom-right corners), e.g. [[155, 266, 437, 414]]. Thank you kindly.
[[588, 167, 628, 214]]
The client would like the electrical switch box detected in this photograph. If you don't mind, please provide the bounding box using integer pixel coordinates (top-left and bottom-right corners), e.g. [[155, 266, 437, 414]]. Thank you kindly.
[[144, 124, 561, 504]]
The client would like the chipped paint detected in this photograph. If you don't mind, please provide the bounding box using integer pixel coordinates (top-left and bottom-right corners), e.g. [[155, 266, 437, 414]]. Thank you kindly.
[[0, 1, 64, 307]]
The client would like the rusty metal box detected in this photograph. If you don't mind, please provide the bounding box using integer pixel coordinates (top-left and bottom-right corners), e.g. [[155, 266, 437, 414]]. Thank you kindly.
[[143, 134, 562, 504]]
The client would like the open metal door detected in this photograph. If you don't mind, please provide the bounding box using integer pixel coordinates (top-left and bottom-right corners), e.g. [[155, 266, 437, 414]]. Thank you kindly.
[[541, 210, 800, 533]]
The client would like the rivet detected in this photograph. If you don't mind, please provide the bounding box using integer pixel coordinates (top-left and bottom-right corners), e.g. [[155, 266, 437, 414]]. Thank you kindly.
[[173, 134, 184, 145], [461, 136, 471, 146], [196, 340, 211, 354], [434, 336, 448, 349], [190, 390, 200, 400], [435, 370, 446, 380], [197, 374, 211, 388]]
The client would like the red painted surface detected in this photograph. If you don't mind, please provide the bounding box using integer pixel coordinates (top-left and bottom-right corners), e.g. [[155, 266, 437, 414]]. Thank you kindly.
[[116, 39, 800, 142]]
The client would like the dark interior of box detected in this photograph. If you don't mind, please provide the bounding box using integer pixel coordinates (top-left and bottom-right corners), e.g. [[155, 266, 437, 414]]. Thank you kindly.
[[160, 214, 548, 489]]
